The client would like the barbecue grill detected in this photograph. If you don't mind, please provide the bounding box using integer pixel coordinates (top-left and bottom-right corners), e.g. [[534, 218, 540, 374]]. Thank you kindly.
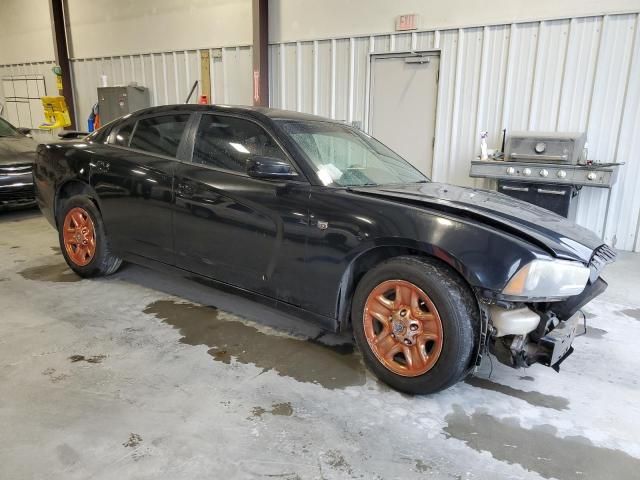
[[469, 132, 619, 218]]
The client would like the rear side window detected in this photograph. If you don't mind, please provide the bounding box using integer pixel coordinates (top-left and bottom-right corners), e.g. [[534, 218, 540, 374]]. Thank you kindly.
[[192, 114, 288, 173], [129, 114, 190, 157]]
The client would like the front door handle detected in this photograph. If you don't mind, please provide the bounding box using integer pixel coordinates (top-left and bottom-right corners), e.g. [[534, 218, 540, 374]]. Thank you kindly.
[[94, 160, 110, 173], [176, 182, 195, 198]]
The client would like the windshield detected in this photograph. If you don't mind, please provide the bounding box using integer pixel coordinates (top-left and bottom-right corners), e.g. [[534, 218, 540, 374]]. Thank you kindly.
[[0, 117, 19, 138], [278, 120, 428, 187]]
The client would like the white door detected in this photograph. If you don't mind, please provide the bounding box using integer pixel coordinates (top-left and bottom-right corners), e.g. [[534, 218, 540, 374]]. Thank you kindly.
[[368, 53, 439, 177]]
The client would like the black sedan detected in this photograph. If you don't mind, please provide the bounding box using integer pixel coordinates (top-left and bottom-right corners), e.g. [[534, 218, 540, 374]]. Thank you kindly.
[[0, 117, 37, 208], [33, 105, 615, 394]]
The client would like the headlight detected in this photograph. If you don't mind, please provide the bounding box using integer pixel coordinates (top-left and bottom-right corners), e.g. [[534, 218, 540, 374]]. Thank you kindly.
[[502, 259, 590, 298]]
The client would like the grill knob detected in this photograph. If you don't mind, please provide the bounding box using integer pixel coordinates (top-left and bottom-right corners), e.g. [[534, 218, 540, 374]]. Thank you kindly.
[[587, 172, 597, 181], [540, 169, 549, 177], [523, 168, 532, 176], [535, 142, 547, 154], [506, 167, 516, 175], [557, 170, 567, 178]]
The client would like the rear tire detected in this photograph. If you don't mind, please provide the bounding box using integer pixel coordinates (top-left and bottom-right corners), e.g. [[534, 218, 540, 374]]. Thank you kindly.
[[351, 256, 479, 394], [57, 195, 122, 277]]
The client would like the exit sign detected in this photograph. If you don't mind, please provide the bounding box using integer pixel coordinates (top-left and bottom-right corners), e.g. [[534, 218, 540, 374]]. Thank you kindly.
[[396, 14, 418, 31]]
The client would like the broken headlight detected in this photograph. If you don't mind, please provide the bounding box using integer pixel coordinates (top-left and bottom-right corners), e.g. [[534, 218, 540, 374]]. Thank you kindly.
[[502, 259, 590, 299]]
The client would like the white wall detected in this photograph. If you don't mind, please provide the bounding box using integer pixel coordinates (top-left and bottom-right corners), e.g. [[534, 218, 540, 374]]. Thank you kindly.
[[0, 0, 54, 64], [66, 0, 252, 59], [269, 0, 640, 42], [269, 13, 640, 252]]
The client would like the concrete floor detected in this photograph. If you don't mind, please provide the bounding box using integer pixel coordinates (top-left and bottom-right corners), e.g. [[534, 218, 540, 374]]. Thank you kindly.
[[1, 208, 640, 480]]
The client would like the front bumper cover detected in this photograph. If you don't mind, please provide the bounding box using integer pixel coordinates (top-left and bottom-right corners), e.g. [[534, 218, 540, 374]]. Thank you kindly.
[[0, 164, 35, 206]]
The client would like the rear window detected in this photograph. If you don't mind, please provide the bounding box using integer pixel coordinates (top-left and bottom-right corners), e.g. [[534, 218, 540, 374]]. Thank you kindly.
[[129, 114, 190, 157]]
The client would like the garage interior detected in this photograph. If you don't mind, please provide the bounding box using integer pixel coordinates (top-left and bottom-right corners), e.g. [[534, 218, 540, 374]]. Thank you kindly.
[[1, 1, 640, 479]]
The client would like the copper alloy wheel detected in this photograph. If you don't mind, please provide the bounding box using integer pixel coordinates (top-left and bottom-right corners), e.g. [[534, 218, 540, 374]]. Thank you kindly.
[[363, 279, 444, 377], [62, 207, 96, 267]]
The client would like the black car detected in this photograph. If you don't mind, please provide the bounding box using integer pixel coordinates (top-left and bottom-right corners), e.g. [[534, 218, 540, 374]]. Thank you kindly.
[[33, 105, 615, 394], [0, 117, 37, 208]]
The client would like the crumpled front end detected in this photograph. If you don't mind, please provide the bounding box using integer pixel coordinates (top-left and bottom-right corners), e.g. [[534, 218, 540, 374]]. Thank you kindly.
[[485, 244, 616, 371]]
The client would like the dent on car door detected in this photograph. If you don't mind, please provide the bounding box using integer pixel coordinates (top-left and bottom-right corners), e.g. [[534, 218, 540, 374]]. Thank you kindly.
[[173, 113, 310, 304], [90, 113, 191, 264]]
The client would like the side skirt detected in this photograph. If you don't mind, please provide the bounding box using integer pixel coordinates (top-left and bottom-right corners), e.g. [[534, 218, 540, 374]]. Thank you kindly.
[[121, 252, 340, 333]]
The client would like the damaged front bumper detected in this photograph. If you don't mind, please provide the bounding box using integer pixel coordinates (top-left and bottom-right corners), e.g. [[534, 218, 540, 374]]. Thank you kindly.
[[488, 277, 608, 371]]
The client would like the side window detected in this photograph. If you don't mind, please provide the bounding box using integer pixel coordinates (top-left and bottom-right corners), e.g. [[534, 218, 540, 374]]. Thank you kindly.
[[89, 124, 112, 144], [192, 114, 288, 173], [112, 121, 134, 147], [128, 114, 190, 157]]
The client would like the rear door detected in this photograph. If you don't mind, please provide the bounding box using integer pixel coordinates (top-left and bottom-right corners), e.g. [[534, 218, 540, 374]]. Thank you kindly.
[[90, 112, 191, 264], [173, 113, 310, 304]]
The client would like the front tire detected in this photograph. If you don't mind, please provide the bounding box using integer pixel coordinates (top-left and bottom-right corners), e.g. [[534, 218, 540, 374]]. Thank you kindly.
[[351, 256, 479, 394], [57, 195, 122, 277]]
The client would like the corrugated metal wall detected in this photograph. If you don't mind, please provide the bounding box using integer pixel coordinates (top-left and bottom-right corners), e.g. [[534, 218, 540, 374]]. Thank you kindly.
[[269, 13, 640, 252], [69, 46, 253, 127], [1, 13, 639, 251]]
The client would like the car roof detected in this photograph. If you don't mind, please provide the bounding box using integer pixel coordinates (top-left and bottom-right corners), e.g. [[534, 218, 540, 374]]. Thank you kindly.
[[127, 104, 342, 124]]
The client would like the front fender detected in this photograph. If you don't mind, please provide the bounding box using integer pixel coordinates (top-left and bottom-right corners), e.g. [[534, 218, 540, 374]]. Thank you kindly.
[[333, 214, 550, 330]]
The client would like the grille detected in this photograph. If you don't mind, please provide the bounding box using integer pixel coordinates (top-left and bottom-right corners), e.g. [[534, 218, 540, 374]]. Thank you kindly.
[[590, 244, 617, 274], [0, 184, 35, 202], [0, 164, 32, 174]]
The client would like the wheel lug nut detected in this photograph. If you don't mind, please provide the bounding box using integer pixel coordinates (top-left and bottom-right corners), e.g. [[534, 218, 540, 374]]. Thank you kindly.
[[410, 324, 418, 331], [404, 339, 411, 345], [400, 309, 407, 317]]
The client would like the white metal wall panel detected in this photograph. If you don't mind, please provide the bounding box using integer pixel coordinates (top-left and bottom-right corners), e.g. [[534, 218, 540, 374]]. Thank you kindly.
[[529, 19, 571, 131], [576, 14, 638, 239], [68, 46, 252, 125], [502, 22, 539, 131], [432, 29, 459, 182], [448, 27, 484, 187], [557, 17, 602, 133], [268, 12, 640, 251], [473, 24, 510, 190], [603, 15, 640, 251]]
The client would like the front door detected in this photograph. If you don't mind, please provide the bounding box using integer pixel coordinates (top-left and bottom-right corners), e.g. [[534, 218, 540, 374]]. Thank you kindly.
[[173, 113, 310, 304], [368, 52, 440, 176], [91, 112, 191, 264]]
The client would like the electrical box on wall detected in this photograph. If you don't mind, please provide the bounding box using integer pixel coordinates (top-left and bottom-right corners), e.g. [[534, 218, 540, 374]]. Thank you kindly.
[[396, 14, 418, 31], [98, 85, 150, 124]]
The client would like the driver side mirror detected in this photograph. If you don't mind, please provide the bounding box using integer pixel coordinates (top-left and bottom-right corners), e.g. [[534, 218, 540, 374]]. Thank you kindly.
[[246, 156, 298, 180], [17, 127, 32, 137]]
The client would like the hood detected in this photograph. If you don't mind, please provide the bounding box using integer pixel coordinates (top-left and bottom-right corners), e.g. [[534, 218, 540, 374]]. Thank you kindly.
[[0, 135, 37, 166], [350, 182, 603, 262]]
